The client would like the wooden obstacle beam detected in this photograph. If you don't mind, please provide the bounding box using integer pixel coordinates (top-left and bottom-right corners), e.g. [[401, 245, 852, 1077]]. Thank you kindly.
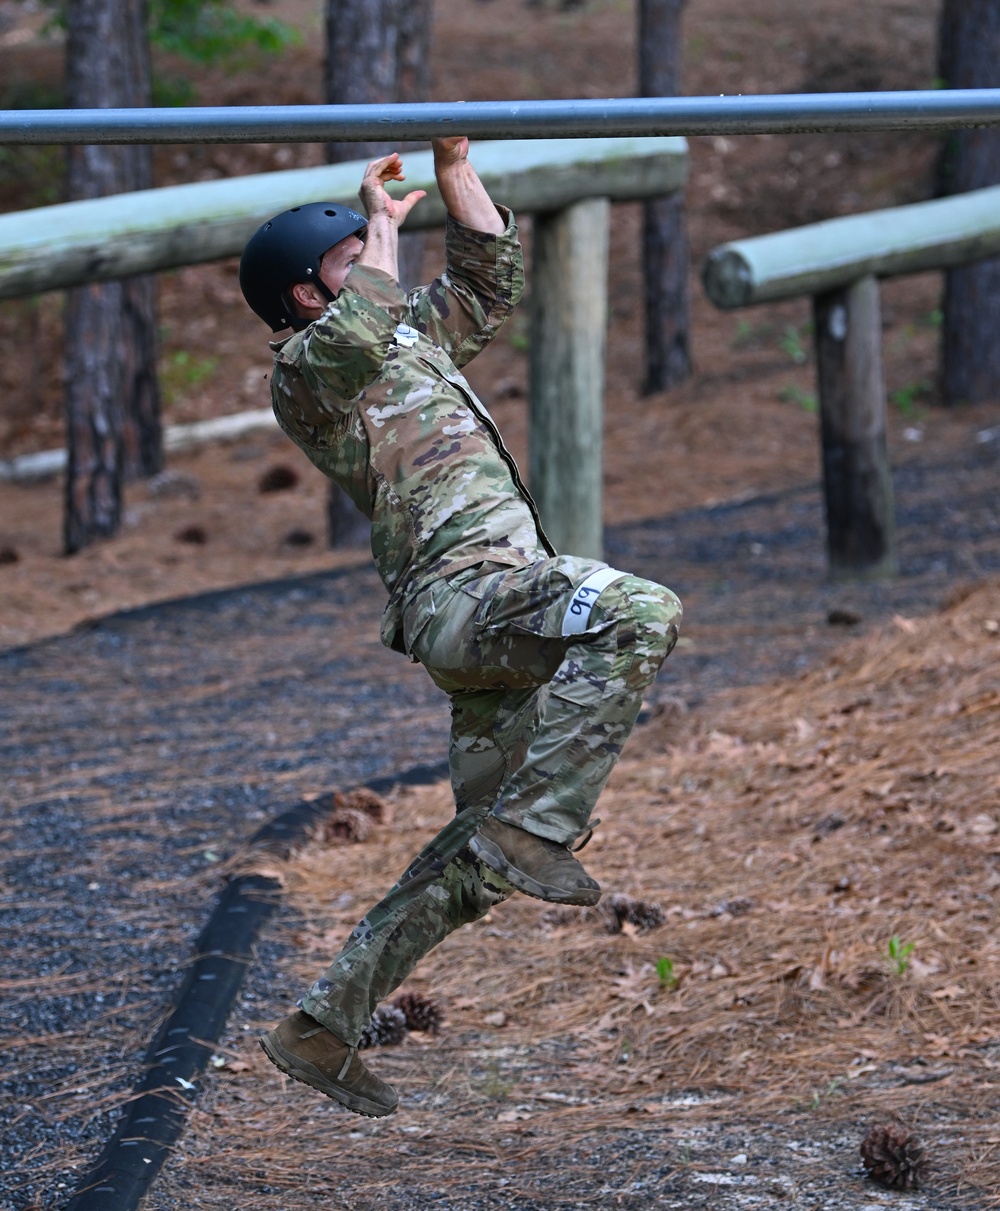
[[702, 185, 1000, 581], [0, 137, 688, 559]]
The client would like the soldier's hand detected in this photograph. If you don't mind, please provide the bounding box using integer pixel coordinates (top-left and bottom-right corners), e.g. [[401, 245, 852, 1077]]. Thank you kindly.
[[432, 136, 470, 168], [359, 152, 426, 228]]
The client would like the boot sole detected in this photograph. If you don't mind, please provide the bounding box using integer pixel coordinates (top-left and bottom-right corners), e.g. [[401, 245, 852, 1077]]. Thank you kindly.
[[259, 1033, 398, 1119], [468, 833, 602, 907]]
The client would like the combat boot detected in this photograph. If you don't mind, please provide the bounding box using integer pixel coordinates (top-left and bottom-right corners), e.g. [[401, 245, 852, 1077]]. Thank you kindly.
[[260, 1010, 398, 1118], [469, 815, 601, 906]]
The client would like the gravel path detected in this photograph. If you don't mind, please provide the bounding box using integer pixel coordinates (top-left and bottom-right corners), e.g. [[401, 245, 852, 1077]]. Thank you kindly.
[[2, 438, 997, 1210]]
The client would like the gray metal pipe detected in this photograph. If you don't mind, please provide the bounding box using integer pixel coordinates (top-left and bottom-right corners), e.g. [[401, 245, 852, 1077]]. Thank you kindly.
[[3, 90, 1000, 144]]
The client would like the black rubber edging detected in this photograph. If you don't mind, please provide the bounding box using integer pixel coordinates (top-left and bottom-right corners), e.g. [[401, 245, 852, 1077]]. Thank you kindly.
[[64, 759, 448, 1211]]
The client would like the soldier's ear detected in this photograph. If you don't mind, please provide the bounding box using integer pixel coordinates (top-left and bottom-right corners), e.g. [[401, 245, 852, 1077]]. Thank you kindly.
[[289, 280, 326, 312]]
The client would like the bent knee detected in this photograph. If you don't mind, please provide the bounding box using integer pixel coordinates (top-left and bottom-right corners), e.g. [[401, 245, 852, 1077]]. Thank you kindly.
[[619, 578, 682, 661]]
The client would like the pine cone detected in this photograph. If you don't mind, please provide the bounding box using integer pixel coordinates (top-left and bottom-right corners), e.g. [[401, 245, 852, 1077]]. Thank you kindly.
[[324, 806, 375, 843], [338, 787, 388, 823], [860, 1123, 929, 1190], [313, 787, 390, 844], [358, 1005, 407, 1050], [603, 893, 665, 934], [393, 990, 443, 1035]]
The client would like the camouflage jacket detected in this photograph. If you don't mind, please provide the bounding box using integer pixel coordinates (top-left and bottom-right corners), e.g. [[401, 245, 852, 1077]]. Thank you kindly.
[[269, 209, 552, 653]]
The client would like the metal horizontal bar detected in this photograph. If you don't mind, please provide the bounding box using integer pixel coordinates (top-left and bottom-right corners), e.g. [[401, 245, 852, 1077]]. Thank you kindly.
[[2, 90, 1000, 145], [702, 184, 1000, 307]]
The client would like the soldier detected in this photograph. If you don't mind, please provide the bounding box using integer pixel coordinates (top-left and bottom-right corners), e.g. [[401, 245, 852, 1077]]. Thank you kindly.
[[239, 137, 682, 1118]]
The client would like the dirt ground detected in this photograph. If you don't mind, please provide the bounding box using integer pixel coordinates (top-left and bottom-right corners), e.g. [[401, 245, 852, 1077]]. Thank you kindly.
[[2, 0, 1000, 1209], [172, 580, 1000, 1210], [5, 553, 1000, 1210]]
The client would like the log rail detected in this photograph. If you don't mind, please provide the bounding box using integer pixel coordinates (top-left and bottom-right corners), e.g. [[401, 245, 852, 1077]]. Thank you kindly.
[[702, 185, 1000, 580], [0, 137, 688, 559]]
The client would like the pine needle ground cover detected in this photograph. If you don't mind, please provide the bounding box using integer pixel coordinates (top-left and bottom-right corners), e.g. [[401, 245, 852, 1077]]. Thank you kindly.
[[159, 579, 1000, 1209]]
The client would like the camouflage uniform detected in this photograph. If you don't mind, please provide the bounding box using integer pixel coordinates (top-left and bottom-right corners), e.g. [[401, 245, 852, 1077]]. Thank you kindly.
[[269, 209, 682, 1047]]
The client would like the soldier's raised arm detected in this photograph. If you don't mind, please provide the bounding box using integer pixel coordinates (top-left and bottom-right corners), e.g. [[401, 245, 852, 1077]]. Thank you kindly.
[[431, 136, 505, 235], [406, 137, 523, 367]]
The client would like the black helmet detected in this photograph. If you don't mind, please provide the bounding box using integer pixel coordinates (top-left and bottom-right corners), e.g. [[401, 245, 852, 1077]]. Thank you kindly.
[[239, 202, 368, 331]]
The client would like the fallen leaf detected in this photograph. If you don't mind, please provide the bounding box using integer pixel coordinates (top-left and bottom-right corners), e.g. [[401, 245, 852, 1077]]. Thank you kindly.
[[908, 957, 941, 979], [931, 985, 965, 1000]]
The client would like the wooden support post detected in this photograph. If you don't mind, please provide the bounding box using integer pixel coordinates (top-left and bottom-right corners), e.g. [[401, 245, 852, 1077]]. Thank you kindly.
[[529, 197, 610, 560], [813, 274, 898, 580]]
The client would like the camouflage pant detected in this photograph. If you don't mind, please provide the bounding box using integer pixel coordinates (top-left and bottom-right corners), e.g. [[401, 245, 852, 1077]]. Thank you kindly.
[[300, 555, 682, 1046]]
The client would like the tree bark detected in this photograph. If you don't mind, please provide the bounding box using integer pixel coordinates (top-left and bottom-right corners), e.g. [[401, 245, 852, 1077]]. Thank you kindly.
[[323, 0, 432, 547], [938, 0, 1000, 405], [64, 0, 161, 553], [324, 0, 430, 289], [64, 280, 128, 552], [638, 0, 691, 394]]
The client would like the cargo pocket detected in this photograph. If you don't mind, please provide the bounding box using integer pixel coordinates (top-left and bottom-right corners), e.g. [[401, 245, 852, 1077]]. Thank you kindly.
[[463, 556, 618, 641], [401, 583, 441, 658], [402, 570, 486, 668]]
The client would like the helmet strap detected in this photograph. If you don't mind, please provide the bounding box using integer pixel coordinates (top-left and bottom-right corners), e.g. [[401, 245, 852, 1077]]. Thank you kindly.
[[283, 274, 337, 331], [305, 267, 336, 306]]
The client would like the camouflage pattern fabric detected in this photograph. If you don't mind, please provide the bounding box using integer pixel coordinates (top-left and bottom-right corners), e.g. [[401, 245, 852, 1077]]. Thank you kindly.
[[301, 557, 681, 1045], [268, 209, 552, 653], [262, 201, 683, 1052]]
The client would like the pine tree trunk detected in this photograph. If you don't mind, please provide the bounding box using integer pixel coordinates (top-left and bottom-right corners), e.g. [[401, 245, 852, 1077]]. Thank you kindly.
[[64, 280, 127, 553], [638, 0, 691, 394], [938, 0, 1000, 405], [323, 0, 432, 547], [121, 272, 163, 478], [119, 0, 162, 479], [64, 0, 161, 553]]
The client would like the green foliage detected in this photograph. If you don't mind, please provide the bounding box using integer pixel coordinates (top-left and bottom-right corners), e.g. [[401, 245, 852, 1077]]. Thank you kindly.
[[160, 349, 218, 405], [656, 956, 678, 989], [478, 1058, 514, 1102], [0, 80, 67, 207], [1, 76, 64, 110], [507, 312, 531, 353], [148, 0, 299, 65], [152, 74, 198, 107], [807, 1077, 843, 1110], [778, 322, 811, 365], [28, 0, 298, 105], [890, 379, 930, 419], [730, 317, 764, 349], [887, 934, 915, 976], [0, 145, 66, 208], [778, 384, 817, 413]]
